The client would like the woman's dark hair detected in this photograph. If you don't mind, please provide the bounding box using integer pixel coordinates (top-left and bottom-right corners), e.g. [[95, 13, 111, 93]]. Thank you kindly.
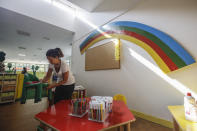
[[22, 67, 27, 74], [46, 48, 64, 58]]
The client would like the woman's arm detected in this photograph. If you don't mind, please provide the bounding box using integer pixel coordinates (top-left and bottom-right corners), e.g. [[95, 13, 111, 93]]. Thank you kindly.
[[47, 71, 69, 89], [42, 68, 53, 83]]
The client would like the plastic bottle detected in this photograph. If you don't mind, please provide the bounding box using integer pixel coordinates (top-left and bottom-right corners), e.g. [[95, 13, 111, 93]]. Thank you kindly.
[[184, 93, 195, 105], [184, 92, 197, 122]]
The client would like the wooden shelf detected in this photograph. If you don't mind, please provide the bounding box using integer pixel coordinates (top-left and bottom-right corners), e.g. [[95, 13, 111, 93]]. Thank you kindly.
[[3, 84, 17, 86], [0, 74, 17, 104], [1, 90, 15, 93], [1, 96, 15, 100], [0, 100, 15, 104]]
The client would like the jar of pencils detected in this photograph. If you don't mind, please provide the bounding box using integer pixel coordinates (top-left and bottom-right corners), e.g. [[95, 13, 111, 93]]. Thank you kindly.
[[91, 96, 113, 113], [88, 96, 113, 122], [72, 85, 87, 99], [69, 98, 89, 118], [88, 100, 108, 122]]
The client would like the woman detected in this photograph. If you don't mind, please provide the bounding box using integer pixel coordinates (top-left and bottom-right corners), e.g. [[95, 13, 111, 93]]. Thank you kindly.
[[41, 48, 75, 104]]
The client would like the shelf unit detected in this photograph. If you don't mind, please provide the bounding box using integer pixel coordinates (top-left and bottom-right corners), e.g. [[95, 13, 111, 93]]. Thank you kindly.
[[0, 74, 17, 103]]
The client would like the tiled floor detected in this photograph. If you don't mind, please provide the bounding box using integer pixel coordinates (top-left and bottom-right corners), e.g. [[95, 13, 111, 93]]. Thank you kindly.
[[0, 98, 172, 131]]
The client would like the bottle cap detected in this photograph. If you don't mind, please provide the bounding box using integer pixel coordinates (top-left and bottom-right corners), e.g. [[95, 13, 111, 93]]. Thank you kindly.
[[187, 92, 192, 96]]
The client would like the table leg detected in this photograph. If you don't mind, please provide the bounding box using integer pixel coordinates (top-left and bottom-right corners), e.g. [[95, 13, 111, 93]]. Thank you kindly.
[[127, 122, 131, 131], [39, 122, 49, 131], [173, 117, 179, 131], [119, 125, 124, 131]]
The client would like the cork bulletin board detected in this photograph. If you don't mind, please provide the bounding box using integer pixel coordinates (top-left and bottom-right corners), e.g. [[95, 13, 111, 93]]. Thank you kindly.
[[85, 41, 120, 71]]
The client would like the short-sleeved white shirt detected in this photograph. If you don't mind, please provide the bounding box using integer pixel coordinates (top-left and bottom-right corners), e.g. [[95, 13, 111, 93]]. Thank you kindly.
[[49, 60, 75, 85]]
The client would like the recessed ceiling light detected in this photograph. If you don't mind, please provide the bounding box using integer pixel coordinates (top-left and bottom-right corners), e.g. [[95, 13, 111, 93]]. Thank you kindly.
[[43, 37, 50, 40], [16, 30, 31, 37], [18, 53, 26, 56], [18, 46, 26, 50]]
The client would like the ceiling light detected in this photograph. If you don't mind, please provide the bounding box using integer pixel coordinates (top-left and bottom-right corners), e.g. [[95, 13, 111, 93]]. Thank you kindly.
[[16, 30, 31, 37], [18, 53, 26, 57], [18, 46, 26, 50], [43, 37, 50, 40]]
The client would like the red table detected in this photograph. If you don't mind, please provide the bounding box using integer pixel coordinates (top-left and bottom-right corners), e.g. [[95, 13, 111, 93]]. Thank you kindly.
[[35, 100, 135, 131]]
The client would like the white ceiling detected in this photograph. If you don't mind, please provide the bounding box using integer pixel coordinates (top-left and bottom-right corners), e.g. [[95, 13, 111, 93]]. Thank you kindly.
[[66, 0, 140, 12], [67, 0, 105, 12], [0, 7, 74, 64], [93, 0, 140, 12]]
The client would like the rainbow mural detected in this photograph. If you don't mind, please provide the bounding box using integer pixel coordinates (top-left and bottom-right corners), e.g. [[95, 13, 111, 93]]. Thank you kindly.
[[80, 21, 195, 73]]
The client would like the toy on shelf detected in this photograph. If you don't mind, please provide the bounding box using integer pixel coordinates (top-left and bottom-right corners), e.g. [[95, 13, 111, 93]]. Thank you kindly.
[[69, 98, 89, 118], [31, 65, 39, 76], [7, 63, 12, 71], [72, 85, 87, 99], [0, 51, 6, 73], [88, 96, 113, 122]]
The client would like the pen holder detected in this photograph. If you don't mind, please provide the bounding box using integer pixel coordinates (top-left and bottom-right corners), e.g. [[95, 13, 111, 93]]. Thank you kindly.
[[72, 86, 87, 99], [91, 96, 113, 113], [69, 98, 89, 118], [88, 100, 109, 122]]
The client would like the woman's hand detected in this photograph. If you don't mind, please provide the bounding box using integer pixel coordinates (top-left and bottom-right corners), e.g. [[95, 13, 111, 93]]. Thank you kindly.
[[39, 79, 43, 83], [47, 85, 53, 89], [42, 68, 53, 84], [47, 83, 57, 89]]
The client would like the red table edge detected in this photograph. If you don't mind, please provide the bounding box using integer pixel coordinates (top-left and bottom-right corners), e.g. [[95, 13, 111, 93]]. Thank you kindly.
[[34, 116, 136, 131], [34, 116, 60, 131], [98, 119, 136, 131]]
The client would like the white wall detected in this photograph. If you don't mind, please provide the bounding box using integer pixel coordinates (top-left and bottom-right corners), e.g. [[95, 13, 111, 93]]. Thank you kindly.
[[0, 0, 75, 32], [72, 0, 197, 121]]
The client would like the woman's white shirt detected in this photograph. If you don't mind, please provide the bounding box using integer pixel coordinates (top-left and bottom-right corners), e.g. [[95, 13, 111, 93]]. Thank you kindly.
[[49, 61, 75, 85]]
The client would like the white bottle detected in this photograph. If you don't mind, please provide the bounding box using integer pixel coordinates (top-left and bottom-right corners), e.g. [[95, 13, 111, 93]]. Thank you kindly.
[[184, 92, 197, 122], [184, 93, 195, 105]]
